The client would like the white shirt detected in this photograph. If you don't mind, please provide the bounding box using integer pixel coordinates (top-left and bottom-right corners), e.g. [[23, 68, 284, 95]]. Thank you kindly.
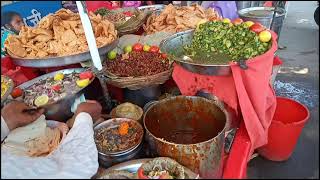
[[1, 112, 99, 179]]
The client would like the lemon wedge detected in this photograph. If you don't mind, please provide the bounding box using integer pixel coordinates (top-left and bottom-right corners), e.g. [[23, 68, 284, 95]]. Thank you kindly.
[[76, 78, 90, 88], [34, 95, 49, 107], [54, 73, 64, 81]]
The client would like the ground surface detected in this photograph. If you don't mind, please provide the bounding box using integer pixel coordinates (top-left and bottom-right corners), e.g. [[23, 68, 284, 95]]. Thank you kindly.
[[247, 1, 319, 179]]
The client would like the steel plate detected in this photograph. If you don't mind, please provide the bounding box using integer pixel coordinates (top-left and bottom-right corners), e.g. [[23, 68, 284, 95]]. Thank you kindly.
[[96, 158, 200, 179], [160, 30, 232, 76], [138, 4, 164, 15], [17, 68, 95, 121], [9, 39, 119, 68]]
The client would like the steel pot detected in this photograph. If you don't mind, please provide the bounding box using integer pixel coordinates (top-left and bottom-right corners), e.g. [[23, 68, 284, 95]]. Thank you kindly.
[[143, 96, 228, 178], [238, 7, 286, 36]]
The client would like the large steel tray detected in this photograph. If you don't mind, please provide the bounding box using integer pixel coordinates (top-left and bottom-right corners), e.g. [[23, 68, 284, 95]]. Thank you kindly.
[[9, 39, 119, 68], [17, 68, 94, 122], [95, 158, 199, 179], [159, 29, 232, 76]]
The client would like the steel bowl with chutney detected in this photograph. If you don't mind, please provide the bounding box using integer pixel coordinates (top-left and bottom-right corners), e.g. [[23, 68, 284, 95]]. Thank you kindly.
[[94, 118, 144, 168]]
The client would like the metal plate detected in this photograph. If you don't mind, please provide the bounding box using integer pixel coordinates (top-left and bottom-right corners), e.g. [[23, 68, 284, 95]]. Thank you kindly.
[[17, 68, 94, 121], [138, 4, 164, 15], [9, 39, 119, 68], [159, 30, 232, 76], [1, 75, 14, 105], [97, 158, 199, 179]]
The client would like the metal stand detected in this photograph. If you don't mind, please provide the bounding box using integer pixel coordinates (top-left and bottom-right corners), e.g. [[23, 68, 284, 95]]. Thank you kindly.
[[91, 66, 113, 111]]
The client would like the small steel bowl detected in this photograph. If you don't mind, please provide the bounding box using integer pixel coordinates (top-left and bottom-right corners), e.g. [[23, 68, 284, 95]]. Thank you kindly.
[[94, 118, 144, 168]]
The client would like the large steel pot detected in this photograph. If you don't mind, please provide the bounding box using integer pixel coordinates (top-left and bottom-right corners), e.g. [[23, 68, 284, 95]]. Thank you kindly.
[[143, 96, 228, 178]]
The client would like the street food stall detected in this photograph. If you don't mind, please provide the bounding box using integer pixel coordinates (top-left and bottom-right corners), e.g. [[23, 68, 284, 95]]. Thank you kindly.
[[1, 2, 309, 179]]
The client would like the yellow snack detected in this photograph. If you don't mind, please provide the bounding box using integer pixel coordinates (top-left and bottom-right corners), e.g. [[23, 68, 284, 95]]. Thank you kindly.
[[34, 95, 49, 107], [76, 78, 90, 88], [54, 73, 64, 81]]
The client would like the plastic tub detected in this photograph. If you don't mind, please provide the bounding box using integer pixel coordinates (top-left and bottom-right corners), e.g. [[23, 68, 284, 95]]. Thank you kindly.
[[257, 97, 310, 161]]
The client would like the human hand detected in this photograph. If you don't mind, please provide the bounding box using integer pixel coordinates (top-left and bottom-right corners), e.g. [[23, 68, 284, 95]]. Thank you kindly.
[[75, 100, 102, 120], [1, 101, 45, 130], [67, 100, 102, 128]]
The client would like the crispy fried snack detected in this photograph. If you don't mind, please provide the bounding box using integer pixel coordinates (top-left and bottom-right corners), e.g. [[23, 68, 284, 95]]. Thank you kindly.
[[4, 9, 117, 58], [143, 4, 220, 35]]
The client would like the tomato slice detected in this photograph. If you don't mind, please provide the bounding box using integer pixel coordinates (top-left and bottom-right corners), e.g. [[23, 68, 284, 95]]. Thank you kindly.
[[52, 85, 61, 92], [11, 87, 23, 98], [137, 167, 149, 179], [79, 71, 93, 80]]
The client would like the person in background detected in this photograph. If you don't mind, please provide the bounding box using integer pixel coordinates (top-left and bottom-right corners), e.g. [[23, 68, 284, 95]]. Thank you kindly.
[[122, 1, 142, 8], [1, 11, 39, 85], [1, 11, 24, 57]]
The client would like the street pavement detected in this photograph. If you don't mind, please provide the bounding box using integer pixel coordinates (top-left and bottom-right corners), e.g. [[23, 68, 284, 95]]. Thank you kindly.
[[247, 1, 319, 179]]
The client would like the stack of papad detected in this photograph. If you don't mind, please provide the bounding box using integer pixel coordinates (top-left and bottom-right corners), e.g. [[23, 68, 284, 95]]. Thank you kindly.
[[143, 4, 220, 34], [4, 8, 117, 58]]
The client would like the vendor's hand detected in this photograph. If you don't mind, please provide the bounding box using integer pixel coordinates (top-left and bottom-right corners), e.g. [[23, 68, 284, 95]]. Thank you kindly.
[[1, 101, 45, 130], [75, 100, 102, 120], [67, 100, 102, 128]]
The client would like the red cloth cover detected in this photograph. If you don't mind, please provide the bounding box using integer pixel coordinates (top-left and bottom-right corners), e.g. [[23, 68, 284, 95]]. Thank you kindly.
[[86, 1, 118, 12], [1, 56, 38, 86], [172, 32, 278, 152]]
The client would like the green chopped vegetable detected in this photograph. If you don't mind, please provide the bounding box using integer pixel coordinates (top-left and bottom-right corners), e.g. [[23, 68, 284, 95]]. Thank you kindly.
[[185, 21, 272, 64]]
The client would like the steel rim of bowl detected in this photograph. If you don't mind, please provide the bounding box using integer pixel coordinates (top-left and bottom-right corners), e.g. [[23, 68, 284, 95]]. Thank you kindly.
[[143, 96, 229, 146], [8, 39, 119, 60], [238, 7, 285, 19], [94, 118, 144, 156], [160, 29, 231, 67], [17, 68, 93, 108]]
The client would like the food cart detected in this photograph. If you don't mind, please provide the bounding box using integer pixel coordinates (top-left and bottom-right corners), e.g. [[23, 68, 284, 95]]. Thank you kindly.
[[1, 2, 307, 179]]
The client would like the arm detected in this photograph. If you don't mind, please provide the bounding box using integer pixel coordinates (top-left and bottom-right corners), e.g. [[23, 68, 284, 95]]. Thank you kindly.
[[1, 112, 99, 179], [1, 116, 10, 141]]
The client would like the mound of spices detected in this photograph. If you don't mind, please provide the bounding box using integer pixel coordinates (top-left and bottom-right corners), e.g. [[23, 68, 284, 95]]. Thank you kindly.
[[105, 51, 170, 77]]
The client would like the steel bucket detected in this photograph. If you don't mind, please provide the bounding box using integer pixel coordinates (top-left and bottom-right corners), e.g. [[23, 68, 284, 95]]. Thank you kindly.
[[143, 96, 228, 178], [238, 7, 286, 36]]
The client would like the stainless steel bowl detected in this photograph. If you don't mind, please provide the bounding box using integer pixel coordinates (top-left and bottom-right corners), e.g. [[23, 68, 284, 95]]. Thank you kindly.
[[159, 30, 232, 76], [94, 118, 144, 168], [18, 68, 94, 122]]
